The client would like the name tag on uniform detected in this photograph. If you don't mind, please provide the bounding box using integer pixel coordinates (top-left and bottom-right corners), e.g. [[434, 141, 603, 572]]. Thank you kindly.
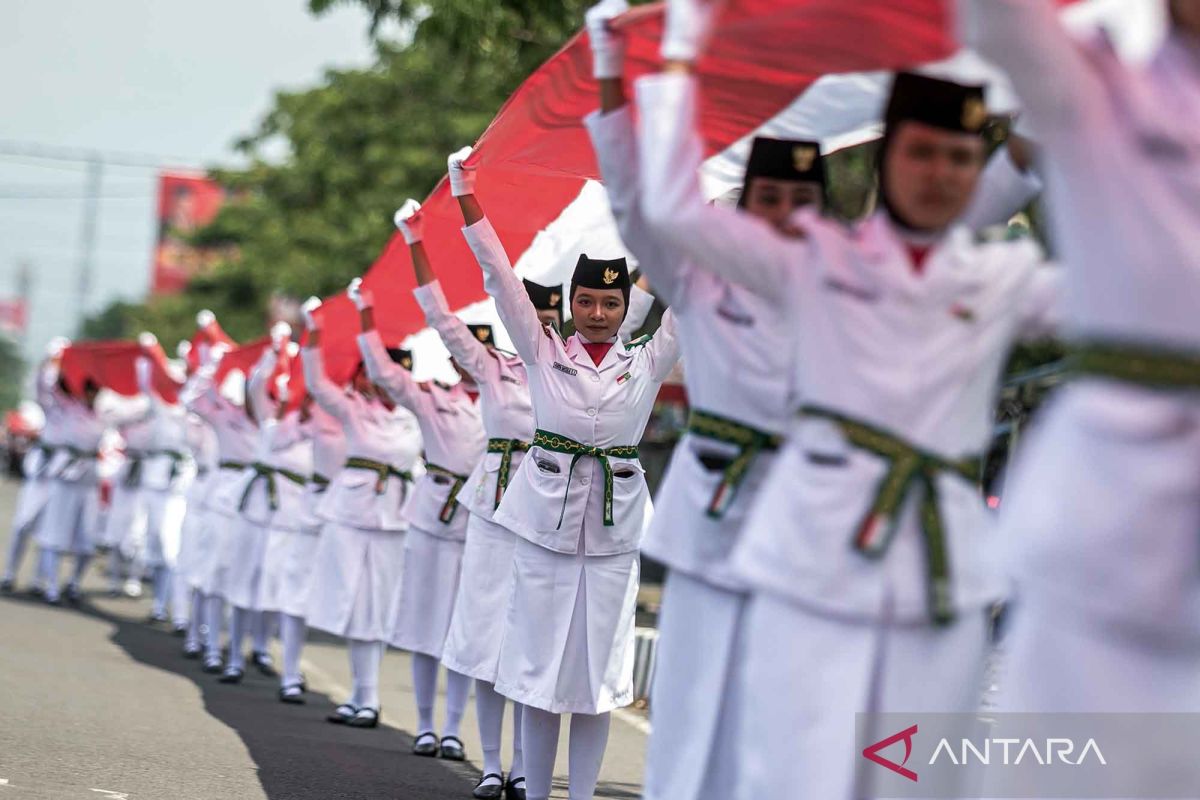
[[552, 361, 579, 377], [823, 277, 879, 303], [616, 371, 632, 385], [500, 375, 523, 385]]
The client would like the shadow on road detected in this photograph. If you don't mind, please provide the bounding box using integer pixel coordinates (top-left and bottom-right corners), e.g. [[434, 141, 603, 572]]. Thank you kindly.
[[1, 589, 480, 800]]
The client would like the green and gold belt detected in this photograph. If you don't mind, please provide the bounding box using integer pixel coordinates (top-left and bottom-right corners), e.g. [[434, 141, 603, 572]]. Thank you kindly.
[[687, 408, 782, 519], [1070, 340, 1200, 390], [532, 429, 639, 528], [123, 450, 147, 489], [800, 405, 981, 627], [310, 473, 331, 493], [238, 462, 307, 512], [424, 463, 470, 524], [344, 456, 414, 495], [487, 437, 531, 510]]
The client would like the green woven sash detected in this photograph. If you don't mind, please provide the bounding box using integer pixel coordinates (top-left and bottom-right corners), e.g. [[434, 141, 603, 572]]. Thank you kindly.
[[532, 429, 639, 528], [344, 456, 414, 495], [800, 405, 981, 627], [487, 437, 531, 510], [687, 408, 782, 519], [1070, 341, 1200, 390], [424, 463, 470, 524]]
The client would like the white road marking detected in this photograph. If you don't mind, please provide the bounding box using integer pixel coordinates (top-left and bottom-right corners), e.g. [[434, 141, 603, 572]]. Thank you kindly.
[[298, 656, 350, 703], [0, 778, 9, 787], [613, 707, 651, 736], [90, 789, 130, 799]]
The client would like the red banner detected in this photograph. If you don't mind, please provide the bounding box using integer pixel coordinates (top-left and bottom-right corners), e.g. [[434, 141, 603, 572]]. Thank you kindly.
[[313, 0, 958, 384], [151, 172, 229, 295], [59, 341, 182, 403], [0, 298, 27, 336]]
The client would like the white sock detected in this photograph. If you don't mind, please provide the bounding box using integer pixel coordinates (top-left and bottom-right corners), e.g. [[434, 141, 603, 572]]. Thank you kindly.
[[348, 638, 382, 709], [444, 668, 470, 739], [476, 680, 506, 777], [567, 712, 610, 800], [186, 590, 204, 648], [412, 652, 439, 733], [522, 706, 561, 800], [41, 550, 61, 599], [172, 569, 192, 627], [280, 614, 306, 688], [152, 565, 170, 616], [106, 549, 124, 591], [227, 606, 249, 670], [69, 554, 92, 588], [204, 594, 225, 660], [250, 610, 269, 653], [511, 702, 526, 779], [2, 519, 32, 582]]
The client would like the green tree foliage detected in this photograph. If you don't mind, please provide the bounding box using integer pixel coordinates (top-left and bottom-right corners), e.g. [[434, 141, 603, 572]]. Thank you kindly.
[[0, 336, 26, 411]]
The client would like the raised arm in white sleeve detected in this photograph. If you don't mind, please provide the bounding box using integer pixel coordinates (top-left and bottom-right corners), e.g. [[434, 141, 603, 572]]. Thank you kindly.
[[247, 347, 279, 424], [584, 106, 690, 308], [413, 281, 490, 384], [357, 329, 427, 414], [960, 144, 1045, 231], [619, 283, 656, 341], [461, 217, 547, 365], [300, 346, 351, 424], [644, 308, 682, 383], [635, 72, 807, 300], [957, 0, 1104, 134]]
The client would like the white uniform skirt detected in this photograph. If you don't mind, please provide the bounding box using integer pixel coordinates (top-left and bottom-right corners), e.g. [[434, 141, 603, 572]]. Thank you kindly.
[[305, 522, 406, 643], [101, 481, 144, 552], [494, 537, 639, 715], [194, 509, 238, 598], [258, 526, 321, 618], [643, 572, 747, 800], [12, 477, 52, 535], [223, 515, 270, 611], [389, 525, 465, 657], [441, 514, 519, 683], [141, 490, 185, 570], [735, 591, 988, 800], [37, 482, 100, 556]]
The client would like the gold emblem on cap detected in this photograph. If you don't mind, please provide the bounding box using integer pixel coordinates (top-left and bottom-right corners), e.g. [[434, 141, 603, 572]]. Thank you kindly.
[[474, 327, 490, 342], [401, 357, 413, 370], [602, 267, 619, 285], [792, 144, 818, 172], [961, 97, 987, 132], [548, 291, 561, 306]]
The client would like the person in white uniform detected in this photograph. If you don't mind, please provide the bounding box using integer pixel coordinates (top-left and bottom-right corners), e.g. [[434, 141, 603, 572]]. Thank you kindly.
[[2, 339, 70, 595], [101, 392, 154, 599], [130, 336, 191, 626], [351, 278, 486, 762], [581, 2, 828, 795], [178, 397, 219, 659], [215, 323, 304, 684], [37, 375, 107, 606], [181, 337, 260, 675], [447, 145, 681, 800], [300, 297, 424, 729], [958, 3, 1200, 791], [634, 6, 1063, 795]]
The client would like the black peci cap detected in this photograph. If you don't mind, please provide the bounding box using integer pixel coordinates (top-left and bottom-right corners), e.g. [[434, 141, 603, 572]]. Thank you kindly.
[[387, 348, 414, 371], [885, 72, 989, 135]]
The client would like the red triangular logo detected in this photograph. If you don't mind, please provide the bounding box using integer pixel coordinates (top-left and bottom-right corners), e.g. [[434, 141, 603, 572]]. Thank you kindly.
[[862, 724, 919, 782]]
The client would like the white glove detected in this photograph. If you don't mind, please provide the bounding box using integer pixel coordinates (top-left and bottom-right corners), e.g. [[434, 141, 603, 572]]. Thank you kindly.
[[285, 341, 300, 359], [208, 342, 231, 365], [135, 356, 153, 391], [176, 340, 192, 360], [662, 0, 723, 63], [447, 146, 477, 197], [393, 199, 424, 244], [196, 309, 216, 330], [301, 296, 322, 330], [270, 320, 292, 350], [46, 336, 71, 358], [586, 0, 629, 80], [137, 331, 158, 349], [275, 376, 290, 405], [347, 278, 375, 311]]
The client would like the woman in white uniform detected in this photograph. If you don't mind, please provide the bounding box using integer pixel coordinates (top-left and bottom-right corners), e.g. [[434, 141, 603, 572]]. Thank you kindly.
[[2, 342, 70, 595], [959, 4, 1200, 793], [634, 10, 1063, 796], [101, 399, 154, 598], [181, 341, 260, 675], [581, 2, 827, 795], [37, 376, 107, 606], [352, 280, 486, 761], [217, 325, 307, 684], [300, 298, 424, 728], [448, 146, 680, 800], [178, 405, 218, 658]]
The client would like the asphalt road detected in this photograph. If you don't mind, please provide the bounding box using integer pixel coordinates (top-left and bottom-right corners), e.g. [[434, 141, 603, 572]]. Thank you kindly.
[[0, 478, 648, 799]]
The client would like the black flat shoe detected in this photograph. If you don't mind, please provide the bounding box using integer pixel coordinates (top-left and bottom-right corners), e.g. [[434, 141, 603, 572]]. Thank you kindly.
[[182, 642, 203, 659], [412, 731, 439, 757], [251, 651, 277, 677], [64, 585, 82, 606], [473, 773, 505, 799], [326, 703, 357, 724], [439, 735, 466, 761], [0, 578, 14, 594], [172, 623, 188, 637], [504, 776, 526, 800], [218, 666, 244, 684], [202, 657, 223, 674], [346, 707, 380, 728], [28, 585, 44, 598], [278, 685, 306, 704]]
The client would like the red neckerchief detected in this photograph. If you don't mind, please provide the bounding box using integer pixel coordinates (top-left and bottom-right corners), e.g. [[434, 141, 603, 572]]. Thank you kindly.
[[581, 341, 614, 366], [906, 244, 932, 275]]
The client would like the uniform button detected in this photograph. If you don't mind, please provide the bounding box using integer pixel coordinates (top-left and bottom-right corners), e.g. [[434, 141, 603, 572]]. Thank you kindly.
[[587, 407, 596, 416], [580, 476, 590, 486], [591, 374, 600, 383]]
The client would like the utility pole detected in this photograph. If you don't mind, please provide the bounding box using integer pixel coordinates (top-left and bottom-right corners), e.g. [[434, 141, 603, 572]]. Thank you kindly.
[[75, 156, 103, 331], [15, 260, 31, 349]]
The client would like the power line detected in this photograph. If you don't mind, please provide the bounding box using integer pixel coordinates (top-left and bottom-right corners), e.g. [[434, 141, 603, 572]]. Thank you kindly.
[[0, 139, 205, 171]]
